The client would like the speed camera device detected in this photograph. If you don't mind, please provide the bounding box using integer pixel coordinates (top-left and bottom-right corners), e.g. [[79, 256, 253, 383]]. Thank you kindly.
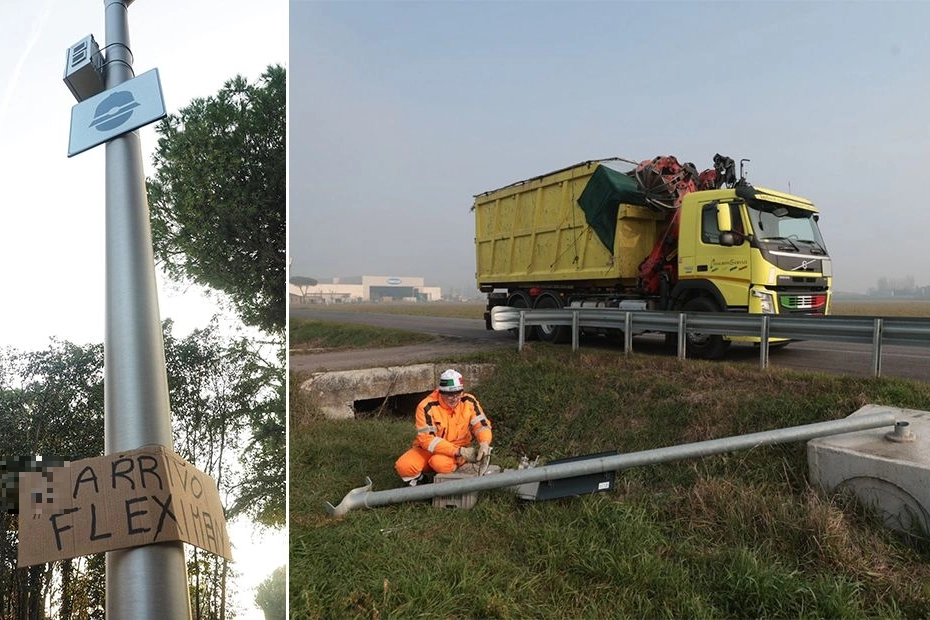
[[64, 35, 105, 102]]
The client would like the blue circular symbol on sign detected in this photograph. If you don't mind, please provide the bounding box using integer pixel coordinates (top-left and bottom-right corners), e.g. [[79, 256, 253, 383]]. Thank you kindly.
[[89, 90, 140, 132], [386, 277, 402, 285]]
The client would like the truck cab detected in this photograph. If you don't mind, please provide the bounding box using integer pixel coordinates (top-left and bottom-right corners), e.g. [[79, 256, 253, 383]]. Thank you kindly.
[[675, 185, 832, 348]]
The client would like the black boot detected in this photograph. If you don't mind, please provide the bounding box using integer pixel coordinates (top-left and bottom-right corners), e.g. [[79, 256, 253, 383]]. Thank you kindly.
[[408, 472, 434, 486]]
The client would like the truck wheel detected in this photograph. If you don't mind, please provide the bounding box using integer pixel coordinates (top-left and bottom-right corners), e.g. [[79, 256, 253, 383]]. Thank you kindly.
[[534, 294, 569, 343], [682, 297, 730, 360], [508, 292, 537, 341]]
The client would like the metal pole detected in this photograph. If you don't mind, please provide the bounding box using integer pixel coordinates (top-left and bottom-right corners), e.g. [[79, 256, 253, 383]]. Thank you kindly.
[[102, 1, 191, 617], [571, 310, 579, 352], [677, 313, 687, 360], [325, 410, 897, 516], [623, 311, 633, 354], [872, 317, 883, 377], [759, 315, 770, 370]]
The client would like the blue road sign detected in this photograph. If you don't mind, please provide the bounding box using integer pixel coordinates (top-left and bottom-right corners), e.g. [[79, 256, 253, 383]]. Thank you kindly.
[[68, 68, 167, 157]]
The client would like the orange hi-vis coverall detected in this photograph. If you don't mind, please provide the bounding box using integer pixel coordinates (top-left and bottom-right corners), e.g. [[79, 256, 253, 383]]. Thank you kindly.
[[394, 389, 492, 481]]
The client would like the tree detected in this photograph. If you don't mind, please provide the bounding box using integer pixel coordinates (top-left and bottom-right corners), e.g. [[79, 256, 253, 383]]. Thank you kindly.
[[225, 341, 285, 526], [871, 274, 917, 297], [290, 276, 318, 303], [254, 566, 285, 620], [0, 323, 285, 617], [147, 65, 286, 335], [145, 62, 287, 529], [161, 319, 285, 617], [0, 340, 105, 619], [163, 320, 285, 527]]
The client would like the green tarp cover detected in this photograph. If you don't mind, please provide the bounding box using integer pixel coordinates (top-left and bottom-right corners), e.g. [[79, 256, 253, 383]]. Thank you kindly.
[[577, 165, 647, 254]]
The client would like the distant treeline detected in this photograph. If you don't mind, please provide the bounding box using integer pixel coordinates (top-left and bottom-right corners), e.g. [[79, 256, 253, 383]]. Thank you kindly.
[[865, 275, 929, 298]]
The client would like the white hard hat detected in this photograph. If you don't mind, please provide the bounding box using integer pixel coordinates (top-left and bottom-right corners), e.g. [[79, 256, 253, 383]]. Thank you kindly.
[[438, 369, 464, 393]]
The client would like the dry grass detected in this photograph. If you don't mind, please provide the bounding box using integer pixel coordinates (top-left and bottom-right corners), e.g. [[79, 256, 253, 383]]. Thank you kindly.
[[832, 298, 930, 317]]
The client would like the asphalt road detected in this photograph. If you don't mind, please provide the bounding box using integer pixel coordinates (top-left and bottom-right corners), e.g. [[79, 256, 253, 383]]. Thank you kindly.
[[290, 307, 930, 383]]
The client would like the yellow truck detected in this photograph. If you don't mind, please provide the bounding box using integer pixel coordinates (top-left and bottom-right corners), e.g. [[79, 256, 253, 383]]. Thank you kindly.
[[474, 156, 832, 358]]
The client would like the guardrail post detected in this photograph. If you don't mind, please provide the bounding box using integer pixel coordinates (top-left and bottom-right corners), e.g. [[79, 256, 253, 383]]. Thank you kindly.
[[518, 311, 526, 352], [759, 315, 770, 370], [572, 310, 580, 352], [624, 312, 633, 354], [872, 317, 883, 377], [677, 313, 687, 360]]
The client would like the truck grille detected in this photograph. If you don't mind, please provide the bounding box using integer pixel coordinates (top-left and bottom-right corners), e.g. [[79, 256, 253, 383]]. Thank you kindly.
[[780, 294, 827, 313]]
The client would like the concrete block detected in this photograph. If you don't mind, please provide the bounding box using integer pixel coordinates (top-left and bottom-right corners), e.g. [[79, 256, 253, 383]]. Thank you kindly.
[[299, 363, 495, 421], [432, 465, 502, 509], [808, 404, 930, 538]]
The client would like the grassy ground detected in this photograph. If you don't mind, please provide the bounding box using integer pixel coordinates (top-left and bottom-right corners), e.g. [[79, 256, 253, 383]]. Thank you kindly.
[[292, 301, 487, 320], [290, 347, 930, 619], [289, 319, 436, 350]]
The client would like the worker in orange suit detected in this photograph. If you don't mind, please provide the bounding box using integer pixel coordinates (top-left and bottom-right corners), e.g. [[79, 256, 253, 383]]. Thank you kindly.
[[394, 368, 493, 486]]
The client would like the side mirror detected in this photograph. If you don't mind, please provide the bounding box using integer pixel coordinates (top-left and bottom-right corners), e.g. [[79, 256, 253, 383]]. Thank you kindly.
[[719, 231, 742, 247]]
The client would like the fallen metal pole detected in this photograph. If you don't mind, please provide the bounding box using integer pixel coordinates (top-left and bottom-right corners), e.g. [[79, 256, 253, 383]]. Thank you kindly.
[[325, 411, 896, 517]]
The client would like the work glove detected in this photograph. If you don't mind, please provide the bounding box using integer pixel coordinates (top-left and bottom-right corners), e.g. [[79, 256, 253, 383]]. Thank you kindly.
[[477, 442, 492, 462], [458, 446, 478, 463]]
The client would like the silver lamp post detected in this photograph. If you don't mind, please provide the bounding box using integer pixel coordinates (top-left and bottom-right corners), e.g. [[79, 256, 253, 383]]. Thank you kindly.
[[101, 0, 191, 617]]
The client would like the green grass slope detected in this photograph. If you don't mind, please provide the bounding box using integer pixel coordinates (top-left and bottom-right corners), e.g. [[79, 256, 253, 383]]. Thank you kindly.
[[290, 347, 930, 619]]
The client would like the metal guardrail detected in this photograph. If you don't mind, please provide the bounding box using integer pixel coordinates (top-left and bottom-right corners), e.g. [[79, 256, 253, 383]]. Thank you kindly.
[[489, 307, 930, 376]]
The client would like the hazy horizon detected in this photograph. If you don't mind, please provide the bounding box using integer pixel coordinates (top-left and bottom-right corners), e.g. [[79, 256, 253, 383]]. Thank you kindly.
[[290, 1, 930, 297]]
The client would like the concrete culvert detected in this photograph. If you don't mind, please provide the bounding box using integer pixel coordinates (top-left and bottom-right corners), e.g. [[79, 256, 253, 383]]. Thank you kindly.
[[298, 363, 494, 422]]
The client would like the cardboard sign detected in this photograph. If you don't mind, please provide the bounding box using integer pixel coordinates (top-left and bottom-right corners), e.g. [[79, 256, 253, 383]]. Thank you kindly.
[[17, 445, 232, 567]]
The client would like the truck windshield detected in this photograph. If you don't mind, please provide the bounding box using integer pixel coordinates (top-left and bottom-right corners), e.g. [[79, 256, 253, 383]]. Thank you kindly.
[[746, 203, 827, 253]]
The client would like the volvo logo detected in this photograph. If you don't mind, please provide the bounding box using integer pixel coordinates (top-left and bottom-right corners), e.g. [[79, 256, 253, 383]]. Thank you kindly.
[[386, 277, 402, 285], [791, 259, 817, 271]]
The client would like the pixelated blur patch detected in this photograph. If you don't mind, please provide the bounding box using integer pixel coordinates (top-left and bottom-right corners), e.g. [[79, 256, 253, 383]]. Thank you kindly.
[[1, 456, 72, 515]]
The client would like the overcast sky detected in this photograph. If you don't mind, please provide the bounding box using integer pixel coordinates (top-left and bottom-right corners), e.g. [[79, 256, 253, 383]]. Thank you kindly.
[[290, 0, 930, 296], [0, 2, 286, 617]]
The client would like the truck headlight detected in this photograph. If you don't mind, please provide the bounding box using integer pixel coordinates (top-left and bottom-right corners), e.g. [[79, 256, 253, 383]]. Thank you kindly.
[[752, 290, 776, 314]]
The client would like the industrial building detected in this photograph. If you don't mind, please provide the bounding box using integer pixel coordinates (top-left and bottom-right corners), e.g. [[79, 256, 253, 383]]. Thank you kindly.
[[289, 275, 442, 304]]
